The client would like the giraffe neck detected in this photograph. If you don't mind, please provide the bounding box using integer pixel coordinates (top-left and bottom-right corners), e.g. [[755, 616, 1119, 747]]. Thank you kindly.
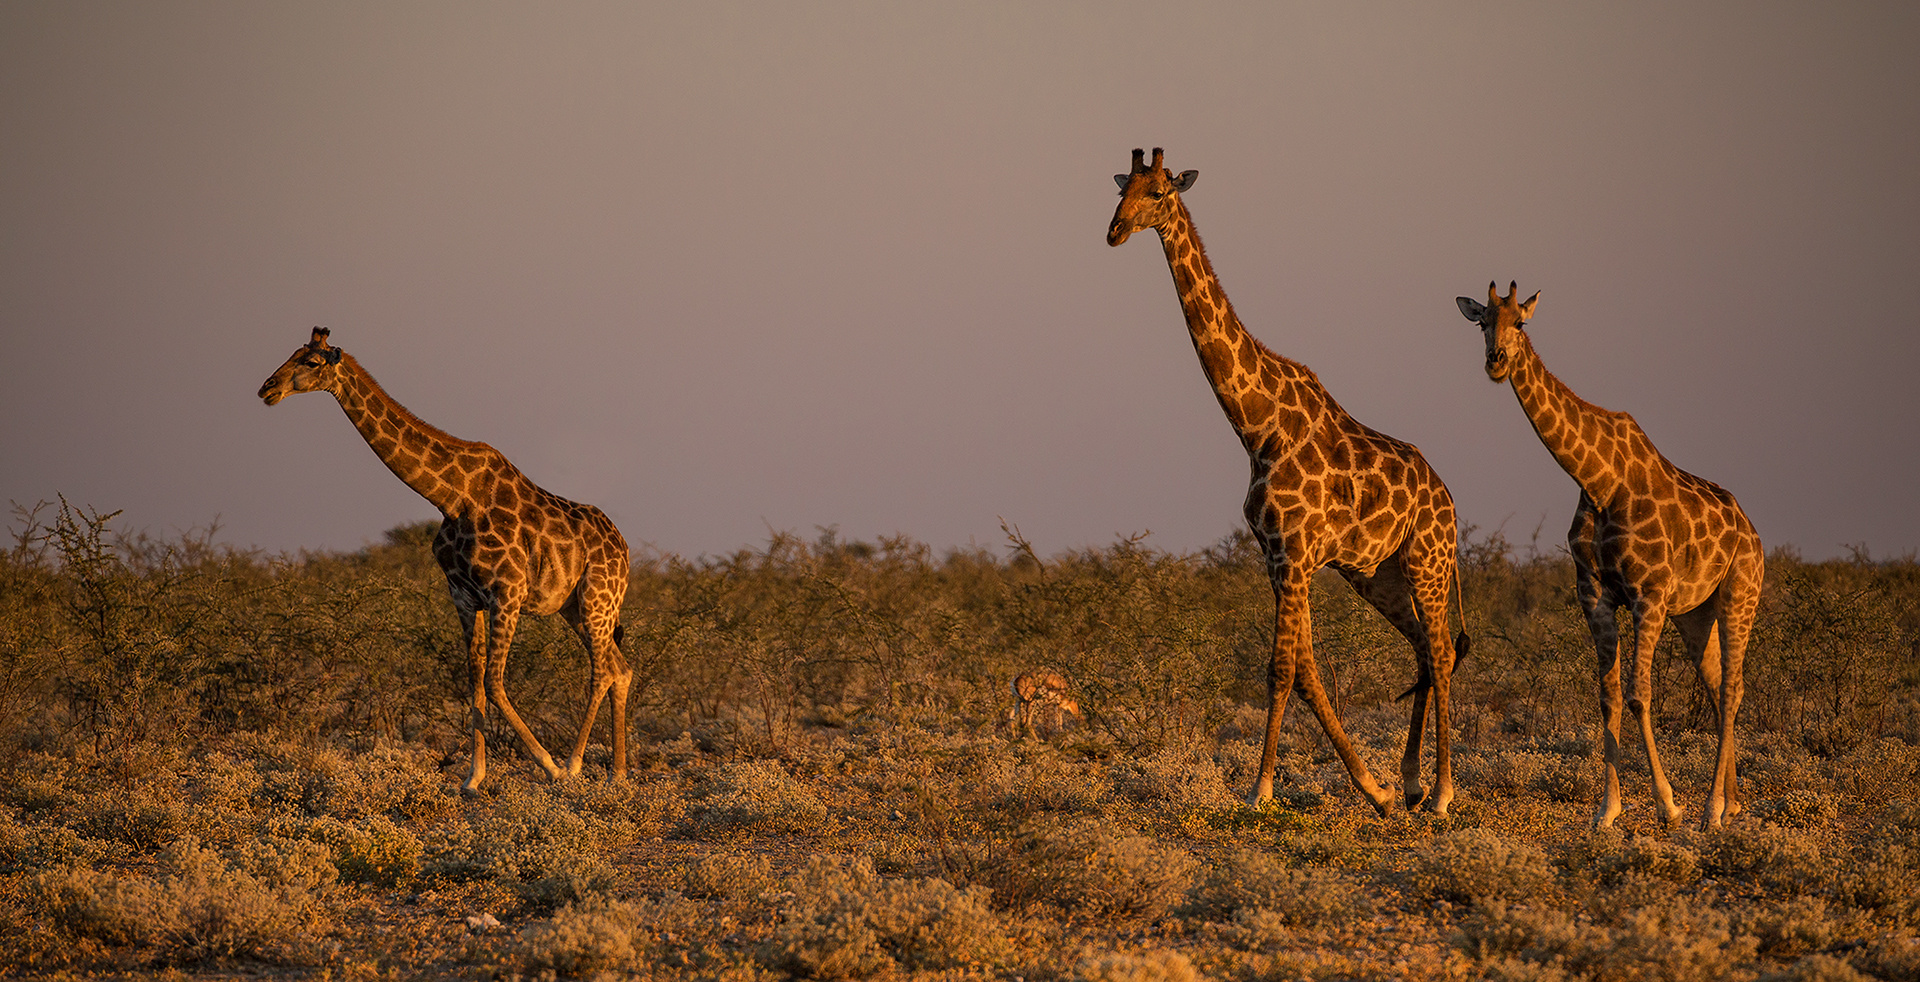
[[1505, 333, 1636, 501], [1155, 200, 1329, 456], [330, 354, 492, 516]]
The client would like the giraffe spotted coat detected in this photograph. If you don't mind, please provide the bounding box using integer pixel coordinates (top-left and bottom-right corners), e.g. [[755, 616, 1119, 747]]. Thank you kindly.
[[1110, 149, 1467, 816], [260, 327, 633, 793], [1458, 283, 1763, 829]]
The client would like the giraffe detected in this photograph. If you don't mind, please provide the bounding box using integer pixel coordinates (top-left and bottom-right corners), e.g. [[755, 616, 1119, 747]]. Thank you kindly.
[[258, 327, 633, 793], [1456, 283, 1763, 829], [1108, 148, 1469, 815]]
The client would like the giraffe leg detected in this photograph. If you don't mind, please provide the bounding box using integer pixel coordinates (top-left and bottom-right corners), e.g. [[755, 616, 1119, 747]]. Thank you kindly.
[[1249, 565, 1305, 806], [561, 613, 608, 780], [1626, 599, 1684, 826], [1342, 560, 1447, 813], [562, 592, 631, 781], [1281, 564, 1393, 814], [483, 605, 565, 781], [609, 657, 632, 781], [1706, 558, 1760, 828], [1673, 606, 1724, 731], [1294, 641, 1395, 816], [1579, 570, 1627, 828], [1413, 564, 1456, 816], [1676, 604, 1739, 827], [461, 608, 490, 795], [1248, 644, 1296, 806]]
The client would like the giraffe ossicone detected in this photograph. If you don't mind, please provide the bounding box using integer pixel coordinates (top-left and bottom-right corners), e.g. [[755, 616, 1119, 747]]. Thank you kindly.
[[259, 326, 635, 793], [1456, 282, 1763, 829], [1109, 148, 1470, 816]]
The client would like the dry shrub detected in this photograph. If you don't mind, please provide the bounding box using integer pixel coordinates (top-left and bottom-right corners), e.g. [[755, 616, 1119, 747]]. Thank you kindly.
[[989, 750, 1112, 814], [241, 737, 451, 822], [225, 834, 340, 896], [1850, 936, 1920, 981], [1873, 800, 1920, 850], [1739, 896, 1844, 959], [1590, 834, 1701, 886], [30, 836, 332, 967], [1753, 789, 1842, 829], [680, 851, 776, 900], [978, 818, 1197, 925], [0, 804, 112, 873], [769, 854, 1008, 978], [624, 778, 690, 837], [426, 783, 631, 912], [68, 783, 192, 853], [1277, 830, 1358, 867], [691, 759, 829, 835], [1831, 845, 1920, 922], [1833, 813, 1920, 921], [1741, 733, 1828, 795], [1110, 747, 1236, 810], [1184, 846, 1370, 929], [1071, 948, 1204, 982], [1407, 827, 1554, 905], [1461, 749, 1594, 804], [1698, 822, 1826, 896], [1459, 894, 1759, 982], [1759, 953, 1875, 982], [516, 892, 711, 978], [1829, 738, 1920, 802], [273, 813, 422, 887]]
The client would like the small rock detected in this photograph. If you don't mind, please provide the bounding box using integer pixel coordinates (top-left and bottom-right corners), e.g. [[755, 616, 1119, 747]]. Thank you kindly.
[[465, 912, 502, 933]]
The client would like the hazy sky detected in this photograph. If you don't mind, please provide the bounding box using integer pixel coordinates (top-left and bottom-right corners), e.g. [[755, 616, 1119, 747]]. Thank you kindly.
[[4, 2, 1916, 563]]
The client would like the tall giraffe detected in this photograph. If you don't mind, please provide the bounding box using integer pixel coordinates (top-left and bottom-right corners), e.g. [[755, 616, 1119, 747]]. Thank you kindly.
[[259, 327, 633, 793], [1456, 283, 1763, 828], [1108, 149, 1468, 815]]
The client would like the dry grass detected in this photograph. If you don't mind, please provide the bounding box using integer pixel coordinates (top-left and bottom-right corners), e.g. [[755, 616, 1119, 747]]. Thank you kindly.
[[0, 508, 1916, 979]]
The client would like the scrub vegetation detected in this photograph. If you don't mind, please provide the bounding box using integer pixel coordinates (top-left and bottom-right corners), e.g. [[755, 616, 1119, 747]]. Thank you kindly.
[[1, 498, 1917, 980]]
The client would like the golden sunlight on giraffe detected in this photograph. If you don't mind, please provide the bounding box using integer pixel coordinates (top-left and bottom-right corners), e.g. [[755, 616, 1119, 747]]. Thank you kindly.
[[1457, 283, 1763, 829], [258, 327, 634, 793], [1109, 149, 1470, 816]]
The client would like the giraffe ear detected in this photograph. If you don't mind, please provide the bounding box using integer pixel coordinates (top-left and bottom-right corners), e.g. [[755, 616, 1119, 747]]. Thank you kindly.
[[1172, 169, 1198, 192], [1455, 297, 1487, 323], [1517, 291, 1540, 322], [1114, 174, 1130, 190]]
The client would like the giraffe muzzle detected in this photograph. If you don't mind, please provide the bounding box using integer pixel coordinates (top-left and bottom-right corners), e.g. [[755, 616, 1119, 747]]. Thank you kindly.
[[1107, 218, 1133, 247]]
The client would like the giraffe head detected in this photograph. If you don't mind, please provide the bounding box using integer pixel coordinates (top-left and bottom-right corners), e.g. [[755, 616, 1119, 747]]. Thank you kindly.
[[1455, 281, 1539, 382], [258, 327, 346, 405], [1107, 147, 1199, 246]]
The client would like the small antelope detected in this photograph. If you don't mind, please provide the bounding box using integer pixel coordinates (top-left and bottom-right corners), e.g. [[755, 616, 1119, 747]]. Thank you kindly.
[[1008, 671, 1081, 739]]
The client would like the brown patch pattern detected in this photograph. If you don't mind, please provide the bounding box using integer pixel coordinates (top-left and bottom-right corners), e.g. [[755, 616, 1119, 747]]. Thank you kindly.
[[1459, 283, 1764, 829], [259, 328, 635, 793], [1109, 149, 1465, 817]]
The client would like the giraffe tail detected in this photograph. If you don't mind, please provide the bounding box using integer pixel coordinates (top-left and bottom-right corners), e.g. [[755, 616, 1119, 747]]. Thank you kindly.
[[1449, 558, 1471, 669]]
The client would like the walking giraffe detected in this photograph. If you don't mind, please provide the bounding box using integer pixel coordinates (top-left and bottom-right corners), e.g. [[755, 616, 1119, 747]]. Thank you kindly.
[[1457, 283, 1762, 828], [259, 327, 633, 793], [1108, 148, 1468, 814]]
